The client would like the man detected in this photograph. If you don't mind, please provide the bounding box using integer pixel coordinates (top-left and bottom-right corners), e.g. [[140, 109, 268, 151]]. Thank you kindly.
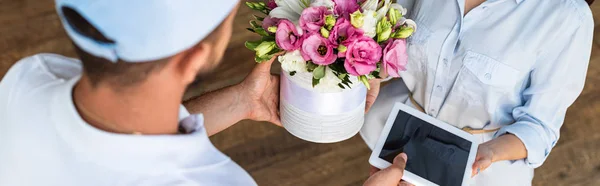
[[0, 0, 407, 185]]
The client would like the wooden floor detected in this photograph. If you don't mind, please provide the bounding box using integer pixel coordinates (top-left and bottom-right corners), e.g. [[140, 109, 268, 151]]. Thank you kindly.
[[1, 1, 600, 185]]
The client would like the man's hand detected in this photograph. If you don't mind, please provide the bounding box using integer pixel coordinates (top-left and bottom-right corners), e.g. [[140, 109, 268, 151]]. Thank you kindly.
[[183, 55, 282, 136], [364, 153, 414, 186], [238, 56, 282, 126], [365, 79, 381, 113]]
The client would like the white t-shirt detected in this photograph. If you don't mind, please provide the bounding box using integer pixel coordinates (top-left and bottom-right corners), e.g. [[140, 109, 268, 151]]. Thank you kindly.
[[0, 54, 257, 186]]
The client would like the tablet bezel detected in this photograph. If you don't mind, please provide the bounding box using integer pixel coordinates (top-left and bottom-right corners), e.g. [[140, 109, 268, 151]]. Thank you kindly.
[[368, 102, 480, 186]]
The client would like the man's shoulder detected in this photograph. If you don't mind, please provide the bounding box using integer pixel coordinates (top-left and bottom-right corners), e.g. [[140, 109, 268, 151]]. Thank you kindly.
[[5, 53, 82, 80], [0, 53, 82, 108]]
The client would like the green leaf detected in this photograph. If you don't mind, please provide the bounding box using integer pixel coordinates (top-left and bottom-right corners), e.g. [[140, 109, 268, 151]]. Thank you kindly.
[[338, 83, 346, 89], [358, 75, 371, 90], [337, 73, 347, 80], [250, 20, 261, 29], [290, 71, 297, 76], [262, 35, 276, 41], [342, 81, 352, 88], [301, 0, 311, 7], [246, 2, 266, 11], [312, 77, 320, 87], [313, 65, 326, 79], [245, 2, 255, 9], [371, 63, 381, 78], [306, 62, 318, 72], [245, 40, 262, 51], [255, 55, 271, 63], [254, 28, 270, 36], [253, 15, 265, 21]]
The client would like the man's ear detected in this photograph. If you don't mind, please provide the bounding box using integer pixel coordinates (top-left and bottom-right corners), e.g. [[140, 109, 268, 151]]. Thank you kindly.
[[170, 42, 212, 84]]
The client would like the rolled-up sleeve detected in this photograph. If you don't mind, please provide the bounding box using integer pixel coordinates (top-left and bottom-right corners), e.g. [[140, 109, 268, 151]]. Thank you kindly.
[[494, 12, 594, 168]]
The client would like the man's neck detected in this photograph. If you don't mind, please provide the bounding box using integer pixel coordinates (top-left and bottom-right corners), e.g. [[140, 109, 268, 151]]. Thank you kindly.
[[73, 75, 183, 135]]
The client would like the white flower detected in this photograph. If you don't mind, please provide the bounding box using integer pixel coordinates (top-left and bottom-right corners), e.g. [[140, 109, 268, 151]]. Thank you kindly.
[[270, 0, 311, 22], [362, 10, 378, 38], [310, 0, 334, 9], [314, 67, 343, 92], [390, 3, 408, 16], [279, 50, 307, 73], [404, 19, 417, 31], [361, 0, 379, 11]]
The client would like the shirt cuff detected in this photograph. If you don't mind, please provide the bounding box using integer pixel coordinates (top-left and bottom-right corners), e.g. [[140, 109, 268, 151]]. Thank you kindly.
[[494, 121, 550, 168]]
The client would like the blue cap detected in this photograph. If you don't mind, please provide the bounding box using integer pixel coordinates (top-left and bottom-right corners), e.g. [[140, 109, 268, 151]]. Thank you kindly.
[[55, 0, 238, 63]]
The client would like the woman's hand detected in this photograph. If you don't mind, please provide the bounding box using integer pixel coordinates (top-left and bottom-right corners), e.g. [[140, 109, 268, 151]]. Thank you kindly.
[[365, 153, 414, 186], [471, 134, 528, 177], [471, 142, 496, 177]]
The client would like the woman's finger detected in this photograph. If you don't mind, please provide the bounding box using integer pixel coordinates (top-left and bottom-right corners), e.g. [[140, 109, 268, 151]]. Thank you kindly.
[[471, 158, 492, 177]]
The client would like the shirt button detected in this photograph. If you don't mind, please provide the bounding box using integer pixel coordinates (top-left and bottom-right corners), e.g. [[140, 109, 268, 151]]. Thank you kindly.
[[436, 85, 443, 92], [429, 109, 436, 116], [482, 6, 488, 10], [443, 58, 449, 66], [485, 73, 492, 80]]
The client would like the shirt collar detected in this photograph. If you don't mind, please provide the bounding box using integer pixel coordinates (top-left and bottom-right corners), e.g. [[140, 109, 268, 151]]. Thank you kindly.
[[51, 76, 228, 174]]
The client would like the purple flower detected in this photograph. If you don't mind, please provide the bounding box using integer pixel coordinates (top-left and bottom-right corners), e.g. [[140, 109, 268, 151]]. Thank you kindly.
[[262, 16, 281, 31], [276, 20, 304, 50], [266, 0, 278, 9], [333, 0, 360, 19], [344, 36, 382, 76], [382, 39, 408, 78], [301, 33, 337, 65], [299, 6, 332, 33]]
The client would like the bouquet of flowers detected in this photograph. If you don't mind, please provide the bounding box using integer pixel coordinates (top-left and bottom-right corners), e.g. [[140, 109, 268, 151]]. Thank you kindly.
[[245, 0, 416, 143]]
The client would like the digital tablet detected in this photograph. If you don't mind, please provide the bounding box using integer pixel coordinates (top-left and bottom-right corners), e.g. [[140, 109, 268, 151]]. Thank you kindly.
[[369, 103, 479, 186]]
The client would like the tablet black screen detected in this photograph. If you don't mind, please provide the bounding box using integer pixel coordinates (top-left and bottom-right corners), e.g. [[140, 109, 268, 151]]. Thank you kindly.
[[378, 109, 472, 186]]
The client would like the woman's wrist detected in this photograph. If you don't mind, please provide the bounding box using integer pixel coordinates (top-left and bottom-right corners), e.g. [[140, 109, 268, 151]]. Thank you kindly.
[[484, 134, 528, 162]]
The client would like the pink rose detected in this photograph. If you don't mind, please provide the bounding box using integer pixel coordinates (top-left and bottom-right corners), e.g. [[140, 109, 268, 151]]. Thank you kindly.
[[329, 18, 363, 57], [333, 0, 360, 19], [301, 33, 337, 65], [266, 0, 277, 9], [382, 39, 408, 77], [344, 36, 382, 76], [299, 7, 332, 33], [262, 16, 281, 32], [276, 20, 304, 50]]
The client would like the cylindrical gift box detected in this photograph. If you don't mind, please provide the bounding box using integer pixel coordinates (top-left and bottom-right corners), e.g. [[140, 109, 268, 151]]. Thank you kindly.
[[279, 69, 367, 143]]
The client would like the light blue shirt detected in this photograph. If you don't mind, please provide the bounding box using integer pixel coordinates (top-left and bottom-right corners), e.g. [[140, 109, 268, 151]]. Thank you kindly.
[[397, 0, 594, 167]]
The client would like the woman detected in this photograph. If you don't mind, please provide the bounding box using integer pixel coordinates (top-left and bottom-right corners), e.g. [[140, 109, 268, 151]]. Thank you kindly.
[[362, 0, 595, 185]]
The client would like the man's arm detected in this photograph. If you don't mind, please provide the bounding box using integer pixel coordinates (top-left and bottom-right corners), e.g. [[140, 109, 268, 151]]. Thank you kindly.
[[184, 57, 281, 136]]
